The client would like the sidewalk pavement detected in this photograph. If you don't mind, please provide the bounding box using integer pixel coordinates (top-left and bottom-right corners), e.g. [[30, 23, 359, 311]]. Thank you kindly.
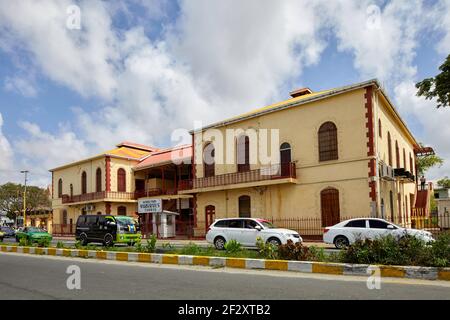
[[52, 236, 334, 249]]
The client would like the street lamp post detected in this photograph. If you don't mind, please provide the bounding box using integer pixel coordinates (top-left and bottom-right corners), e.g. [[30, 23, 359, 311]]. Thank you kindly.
[[21, 170, 29, 227]]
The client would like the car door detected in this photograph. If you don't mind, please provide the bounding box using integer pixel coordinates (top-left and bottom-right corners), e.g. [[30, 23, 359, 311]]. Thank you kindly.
[[240, 219, 260, 246], [367, 219, 392, 240], [342, 219, 368, 242], [224, 219, 244, 242]]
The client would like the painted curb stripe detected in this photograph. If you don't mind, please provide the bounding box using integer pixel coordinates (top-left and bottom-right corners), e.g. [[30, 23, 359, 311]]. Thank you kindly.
[[265, 260, 289, 271], [0, 245, 449, 281], [380, 266, 405, 278], [312, 263, 344, 275], [193, 256, 210, 266], [226, 258, 246, 269], [438, 270, 450, 281], [138, 253, 151, 262]]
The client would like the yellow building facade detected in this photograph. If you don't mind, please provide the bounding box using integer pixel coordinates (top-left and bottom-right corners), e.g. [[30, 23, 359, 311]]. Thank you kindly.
[[181, 80, 421, 237]]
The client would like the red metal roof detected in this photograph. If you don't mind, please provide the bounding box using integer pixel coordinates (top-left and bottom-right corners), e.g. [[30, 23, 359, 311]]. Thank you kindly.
[[134, 144, 192, 170], [116, 141, 159, 152]]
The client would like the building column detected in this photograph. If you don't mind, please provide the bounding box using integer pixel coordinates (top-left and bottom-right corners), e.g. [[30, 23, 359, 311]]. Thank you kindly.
[[105, 156, 111, 192]]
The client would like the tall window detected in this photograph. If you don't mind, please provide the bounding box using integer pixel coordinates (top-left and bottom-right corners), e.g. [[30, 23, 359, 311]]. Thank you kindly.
[[409, 153, 414, 173], [81, 171, 87, 194], [96, 168, 102, 192], [318, 122, 338, 161], [62, 210, 68, 225], [403, 148, 406, 169], [378, 119, 382, 138], [118, 206, 127, 216], [70, 184, 73, 198], [280, 142, 292, 176], [237, 135, 250, 172], [320, 188, 340, 227], [395, 140, 400, 168], [203, 143, 215, 178], [58, 178, 63, 198], [387, 132, 392, 166], [117, 168, 126, 192], [238, 195, 251, 218]]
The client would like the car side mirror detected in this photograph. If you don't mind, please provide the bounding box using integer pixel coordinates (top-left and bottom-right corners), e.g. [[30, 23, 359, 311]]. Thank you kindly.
[[254, 225, 262, 231]]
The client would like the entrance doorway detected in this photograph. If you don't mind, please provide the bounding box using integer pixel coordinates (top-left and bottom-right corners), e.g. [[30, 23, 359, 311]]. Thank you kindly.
[[205, 205, 215, 231], [238, 195, 251, 218], [320, 188, 340, 227]]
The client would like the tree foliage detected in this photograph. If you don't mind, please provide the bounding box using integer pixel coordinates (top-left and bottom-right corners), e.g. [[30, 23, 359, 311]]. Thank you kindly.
[[416, 54, 450, 108], [416, 154, 444, 176], [437, 177, 450, 189], [0, 183, 51, 220]]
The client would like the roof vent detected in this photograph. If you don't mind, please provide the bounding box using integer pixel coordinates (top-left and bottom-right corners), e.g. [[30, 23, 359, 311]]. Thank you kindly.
[[289, 87, 313, 98]]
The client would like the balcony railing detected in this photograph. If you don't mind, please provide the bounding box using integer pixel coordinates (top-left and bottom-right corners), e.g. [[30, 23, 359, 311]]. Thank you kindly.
[[61, 191, 137, 204], [134, 188, 178, 198], [179, 162, 296, 190]]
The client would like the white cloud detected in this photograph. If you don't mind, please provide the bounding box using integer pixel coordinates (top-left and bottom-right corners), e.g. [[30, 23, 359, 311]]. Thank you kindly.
[[4, 76, 37, 97], [0, 113, 13, 176]]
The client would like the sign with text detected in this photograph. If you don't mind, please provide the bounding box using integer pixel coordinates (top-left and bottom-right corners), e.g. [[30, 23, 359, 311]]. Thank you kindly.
[[138, 199, 162, 213]]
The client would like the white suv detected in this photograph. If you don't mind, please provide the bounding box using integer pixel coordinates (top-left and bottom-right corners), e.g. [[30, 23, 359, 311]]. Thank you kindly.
[[206, 218, 302, 250], [323, 218, 434, 249]]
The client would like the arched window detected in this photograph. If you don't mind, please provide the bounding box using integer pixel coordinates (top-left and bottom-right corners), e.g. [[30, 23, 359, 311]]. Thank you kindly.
[[280, 142, 292, 176], [58, 179, 63, 198], [237, 135, 250, 172], [389, 191, 394, 222], [238, 195, 251, 218], [387, 132, 392, 166], [96, 168, 102, 192], [70, 184, 73, 198], [118, 206, 127, 216], [378, 119, 382, 138], [395, 140, 400, 168], [318, 122, 338, 161], [409, 153, 414, 173], [203, 143, 215, 178], [320, 188, 340, 227], [117, 168, 126, 192], [81, 171, 87, 194]]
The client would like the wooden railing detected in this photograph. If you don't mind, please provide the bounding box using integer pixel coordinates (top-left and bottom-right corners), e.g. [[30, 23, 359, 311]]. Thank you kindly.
[[178, 162, 296, 190], [61, 191, 137, 204]]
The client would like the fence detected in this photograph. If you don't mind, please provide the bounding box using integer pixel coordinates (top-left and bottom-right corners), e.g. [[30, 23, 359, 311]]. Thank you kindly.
[[52, 224, 76, 236]]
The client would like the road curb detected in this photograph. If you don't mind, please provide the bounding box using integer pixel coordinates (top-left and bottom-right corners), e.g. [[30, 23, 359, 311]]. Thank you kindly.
[[1, 244, 449, 281]]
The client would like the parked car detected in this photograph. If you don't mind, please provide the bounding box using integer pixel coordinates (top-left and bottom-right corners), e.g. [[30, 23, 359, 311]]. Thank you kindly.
[[206, 218, 302, 250], [75, 214, 141, 246], [0, 226, 16, 238], [323, 218, 435, 249], [15, 227, 53, 243], [0, 231, 4, 242]]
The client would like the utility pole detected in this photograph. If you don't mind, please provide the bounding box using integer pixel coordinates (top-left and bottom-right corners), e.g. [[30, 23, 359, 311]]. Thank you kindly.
[[21, 170, 28, 227]]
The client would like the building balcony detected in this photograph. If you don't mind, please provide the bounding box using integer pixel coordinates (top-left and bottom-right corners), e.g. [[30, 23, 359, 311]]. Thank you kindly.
[[134, 188, 179, 198], [393, 168, 415, 182], [178, 162, 297, 192], [61, 191, 137, 204]]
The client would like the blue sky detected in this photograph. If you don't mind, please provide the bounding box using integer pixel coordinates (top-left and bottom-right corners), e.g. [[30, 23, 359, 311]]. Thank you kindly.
[[0, 0, 449, 186]]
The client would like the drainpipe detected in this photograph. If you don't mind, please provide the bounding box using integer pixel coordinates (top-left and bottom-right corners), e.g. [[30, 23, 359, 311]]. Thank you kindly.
[[374, 86, 382, 218]]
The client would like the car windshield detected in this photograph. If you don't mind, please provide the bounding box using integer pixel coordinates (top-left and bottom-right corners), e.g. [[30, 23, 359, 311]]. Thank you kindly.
[[115, 216, 137, 226], [258, 220, 275, 229], [28, 227, 44, 233]]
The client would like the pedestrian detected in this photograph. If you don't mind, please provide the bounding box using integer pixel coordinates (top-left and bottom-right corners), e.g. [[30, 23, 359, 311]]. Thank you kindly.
[[420, 175, 426, 190]]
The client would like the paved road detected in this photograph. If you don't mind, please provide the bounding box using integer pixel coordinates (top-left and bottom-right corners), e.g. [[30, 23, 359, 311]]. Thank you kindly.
[[1, 252, 449, 300]]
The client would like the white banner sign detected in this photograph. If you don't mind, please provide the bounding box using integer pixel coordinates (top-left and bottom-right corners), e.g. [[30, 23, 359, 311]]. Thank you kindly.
[[138, 199, 162, 213]]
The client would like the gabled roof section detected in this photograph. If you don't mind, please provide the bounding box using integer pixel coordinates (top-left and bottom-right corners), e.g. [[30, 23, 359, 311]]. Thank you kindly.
[[49, 142, 156, 172], [190, 78, 419, 148], [134, 144, 192, 171]]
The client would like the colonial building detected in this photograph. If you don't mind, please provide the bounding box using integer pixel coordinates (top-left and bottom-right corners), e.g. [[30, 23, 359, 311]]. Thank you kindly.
[[49, 79, 431, 239], [50, 142, 157, 234], [179, 79, 427, 237]]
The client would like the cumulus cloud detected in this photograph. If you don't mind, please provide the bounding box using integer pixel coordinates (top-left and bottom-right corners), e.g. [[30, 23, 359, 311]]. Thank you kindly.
[[4, 76, 38, 97], [0, 113, 13, 175], [1, 0, 450, 185]]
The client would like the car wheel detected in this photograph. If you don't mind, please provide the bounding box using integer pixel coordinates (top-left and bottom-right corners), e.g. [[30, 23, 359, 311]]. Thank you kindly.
[[214, 236, 226, 250], [128, 242, 135, 247], [79, 233, 88, 246], [15, 236, 19, 242], [103, 233, 114, 247], [267, 237, 281, 246], [334, 236, 349, 249]]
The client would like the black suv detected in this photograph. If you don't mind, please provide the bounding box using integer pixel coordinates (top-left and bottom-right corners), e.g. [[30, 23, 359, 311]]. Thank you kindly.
[[75, 215, 141, 246]]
